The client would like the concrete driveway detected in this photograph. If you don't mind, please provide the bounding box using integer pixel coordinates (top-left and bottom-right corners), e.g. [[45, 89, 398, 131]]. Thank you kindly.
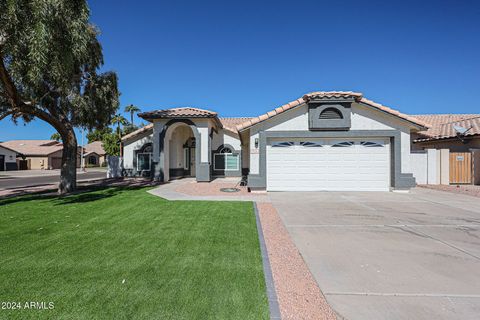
[[269, 188, 480, 320]]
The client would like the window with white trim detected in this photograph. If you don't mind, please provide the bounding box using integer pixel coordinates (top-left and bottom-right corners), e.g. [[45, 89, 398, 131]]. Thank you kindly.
[[214, 147, 239, 171], [137, 153, 151, 171], [331, 141, 354, 147]]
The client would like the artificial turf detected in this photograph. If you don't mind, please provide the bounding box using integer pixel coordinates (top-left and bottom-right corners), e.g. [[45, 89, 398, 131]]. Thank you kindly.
[[0, 187, 269, 319]]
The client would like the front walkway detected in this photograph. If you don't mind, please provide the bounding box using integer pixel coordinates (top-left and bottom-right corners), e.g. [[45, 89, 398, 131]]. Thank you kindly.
[[148, 177, 271, 202]]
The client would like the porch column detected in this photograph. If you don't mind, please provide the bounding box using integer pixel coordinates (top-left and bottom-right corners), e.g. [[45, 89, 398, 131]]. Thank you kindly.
[[153, 121, 166, 181], [196, 124, 211, 182]]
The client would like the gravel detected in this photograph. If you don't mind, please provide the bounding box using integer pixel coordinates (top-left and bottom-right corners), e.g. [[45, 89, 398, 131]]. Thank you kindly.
[[257, 202, 337, 320]]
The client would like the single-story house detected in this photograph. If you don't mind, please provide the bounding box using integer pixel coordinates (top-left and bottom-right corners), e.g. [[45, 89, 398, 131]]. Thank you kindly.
[[83, 141, 106, 167], [0, 144, 18, 171], [0, 140, 81, 170], [411, 114, 480, 152], [121, 91, 430, 191]]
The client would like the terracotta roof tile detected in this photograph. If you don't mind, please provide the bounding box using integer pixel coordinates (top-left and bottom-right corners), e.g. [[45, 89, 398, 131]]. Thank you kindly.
[[412, 114, 480, 141], [83, 141, 106, 156], [218, 118, 253, 134], [236, 91, 428, 131], [0, 140, 63, 156], [138, 107, 217, 120], [121, 124, 154, 142]]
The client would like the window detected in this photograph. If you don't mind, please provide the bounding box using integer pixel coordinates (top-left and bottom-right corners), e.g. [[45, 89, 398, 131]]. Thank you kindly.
[[300, 141, 323, 147], [360, 141, 384, 147], [137, 153, 151, 171], [319, 108, 343, 119], [331, 141, 354, 147], [271, 141, 294, 148], [214, 146, 239, 171]]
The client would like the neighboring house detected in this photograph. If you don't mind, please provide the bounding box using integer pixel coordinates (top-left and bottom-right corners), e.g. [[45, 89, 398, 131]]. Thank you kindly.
[[0, 140, 81, 170], [121, 91, 428, 191], [0, 144, 18, 171], [83, 141, 106, 166], [411, 114, 480, 152]]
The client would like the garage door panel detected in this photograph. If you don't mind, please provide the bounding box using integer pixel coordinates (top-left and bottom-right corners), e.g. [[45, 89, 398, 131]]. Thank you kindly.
[[266, 139, 390, 191]]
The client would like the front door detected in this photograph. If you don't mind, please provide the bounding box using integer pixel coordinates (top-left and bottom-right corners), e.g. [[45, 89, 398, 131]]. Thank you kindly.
[[190, 148, 196, 176], [0, 155, 4, 171]]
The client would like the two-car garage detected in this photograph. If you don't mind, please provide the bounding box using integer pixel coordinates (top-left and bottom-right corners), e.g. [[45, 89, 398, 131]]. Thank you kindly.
[[266, 138, 391, 191]]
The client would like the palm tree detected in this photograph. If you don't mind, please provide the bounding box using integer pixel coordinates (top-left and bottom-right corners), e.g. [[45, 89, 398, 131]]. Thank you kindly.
[[50, 132, 61, 142], [124, 104, 140, 125], [111, 114, 127, 138]]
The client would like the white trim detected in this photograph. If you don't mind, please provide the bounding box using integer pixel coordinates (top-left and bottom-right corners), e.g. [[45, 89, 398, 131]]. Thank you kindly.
[[213, 153, 239, 171], [137, 152, 152, 171]]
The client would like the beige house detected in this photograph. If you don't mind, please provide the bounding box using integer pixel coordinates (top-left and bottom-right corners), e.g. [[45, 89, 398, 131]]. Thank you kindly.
[[0, 140, 81, 170], [83, 141, 107, 167]]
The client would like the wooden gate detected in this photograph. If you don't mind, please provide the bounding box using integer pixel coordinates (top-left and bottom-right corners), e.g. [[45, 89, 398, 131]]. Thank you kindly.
[[450, 152, 472, 184]]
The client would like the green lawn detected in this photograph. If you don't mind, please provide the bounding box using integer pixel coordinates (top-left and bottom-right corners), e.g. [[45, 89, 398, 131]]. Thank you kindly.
[[0, 187, 269, 319]]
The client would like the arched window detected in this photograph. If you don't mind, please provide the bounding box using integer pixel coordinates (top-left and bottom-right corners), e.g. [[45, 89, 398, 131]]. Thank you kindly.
[[319, 108, 343, 119], [137, 143, 153, 171], [214, 145, 239, 171], [219, 146, 232, 153]]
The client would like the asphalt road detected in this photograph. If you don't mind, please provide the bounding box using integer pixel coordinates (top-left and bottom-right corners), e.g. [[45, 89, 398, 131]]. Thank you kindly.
[[0, 171, 106, 190], [270, 188, 480, 320]]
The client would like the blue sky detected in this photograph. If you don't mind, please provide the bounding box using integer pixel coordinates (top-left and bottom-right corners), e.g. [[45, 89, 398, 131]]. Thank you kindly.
[[1, 0, 479, 142]]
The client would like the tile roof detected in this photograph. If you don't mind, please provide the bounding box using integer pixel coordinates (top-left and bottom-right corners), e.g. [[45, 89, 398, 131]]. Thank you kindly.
[[138, 107, 217, 120], [83, 141, 106, 156], [0, 140, 63, 156], [411, 114, 480, 141], [219, 117, 254, 134], [121, 123, 154, 142], [236, 91, 429, 131]]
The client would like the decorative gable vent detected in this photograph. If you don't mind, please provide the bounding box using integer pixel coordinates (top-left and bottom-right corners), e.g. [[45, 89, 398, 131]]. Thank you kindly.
[[319, 108, 343, 120]]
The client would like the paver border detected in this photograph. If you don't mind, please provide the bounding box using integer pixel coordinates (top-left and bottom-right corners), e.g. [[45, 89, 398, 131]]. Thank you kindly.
[[254, 202, 282, 320]]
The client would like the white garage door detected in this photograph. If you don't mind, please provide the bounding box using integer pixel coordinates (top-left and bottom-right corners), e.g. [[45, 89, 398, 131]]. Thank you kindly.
[[267, 138, 390, 191]]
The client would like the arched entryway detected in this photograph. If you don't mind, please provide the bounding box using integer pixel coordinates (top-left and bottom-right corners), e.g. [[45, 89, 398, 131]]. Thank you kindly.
[[163, 122, 197, 181]]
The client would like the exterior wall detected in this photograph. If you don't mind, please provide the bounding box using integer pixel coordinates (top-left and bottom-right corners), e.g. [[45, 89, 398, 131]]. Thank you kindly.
[[0, 146, 17, 170], [247, 102, 418, 185], [123, 132, 153, 170], [27, 156, 49, 170], [212, 129, 241, 151], [410, 149, 449, 185]]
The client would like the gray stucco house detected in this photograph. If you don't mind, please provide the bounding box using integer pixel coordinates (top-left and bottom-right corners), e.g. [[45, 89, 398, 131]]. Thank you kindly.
[[121, 91, 428, 191]]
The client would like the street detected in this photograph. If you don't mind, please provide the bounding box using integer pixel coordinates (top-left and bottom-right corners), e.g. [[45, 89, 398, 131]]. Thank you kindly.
[[0, 169, 106, 190]]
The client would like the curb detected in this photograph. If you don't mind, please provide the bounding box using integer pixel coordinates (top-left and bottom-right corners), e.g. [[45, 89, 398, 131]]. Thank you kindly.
[[254, 202, 281, 320]]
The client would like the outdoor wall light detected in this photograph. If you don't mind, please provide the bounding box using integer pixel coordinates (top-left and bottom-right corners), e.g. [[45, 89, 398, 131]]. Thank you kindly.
[[254, 138, 259, 149]]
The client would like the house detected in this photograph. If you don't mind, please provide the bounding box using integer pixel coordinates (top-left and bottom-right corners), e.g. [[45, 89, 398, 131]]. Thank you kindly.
[[409, 114, 480, 185], [121, 91, 429, 191], [411, 114, 480, 152], [0, 144, 18, 171], [0, 140, 81, 170], [83, 141, 106, 167]]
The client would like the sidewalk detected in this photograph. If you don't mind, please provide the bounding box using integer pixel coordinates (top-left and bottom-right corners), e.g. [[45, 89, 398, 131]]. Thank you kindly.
[[0, 168, 106, 178]]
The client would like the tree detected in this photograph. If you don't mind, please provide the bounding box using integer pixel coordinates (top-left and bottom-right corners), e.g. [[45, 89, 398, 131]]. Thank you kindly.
[[101, 132, 121, 156], [0, 1, 119, 194], [124, 104, 140, 125], [111, 114, 127, 138], [50, 132, 61, 142], [87, 127, 113, 144]]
